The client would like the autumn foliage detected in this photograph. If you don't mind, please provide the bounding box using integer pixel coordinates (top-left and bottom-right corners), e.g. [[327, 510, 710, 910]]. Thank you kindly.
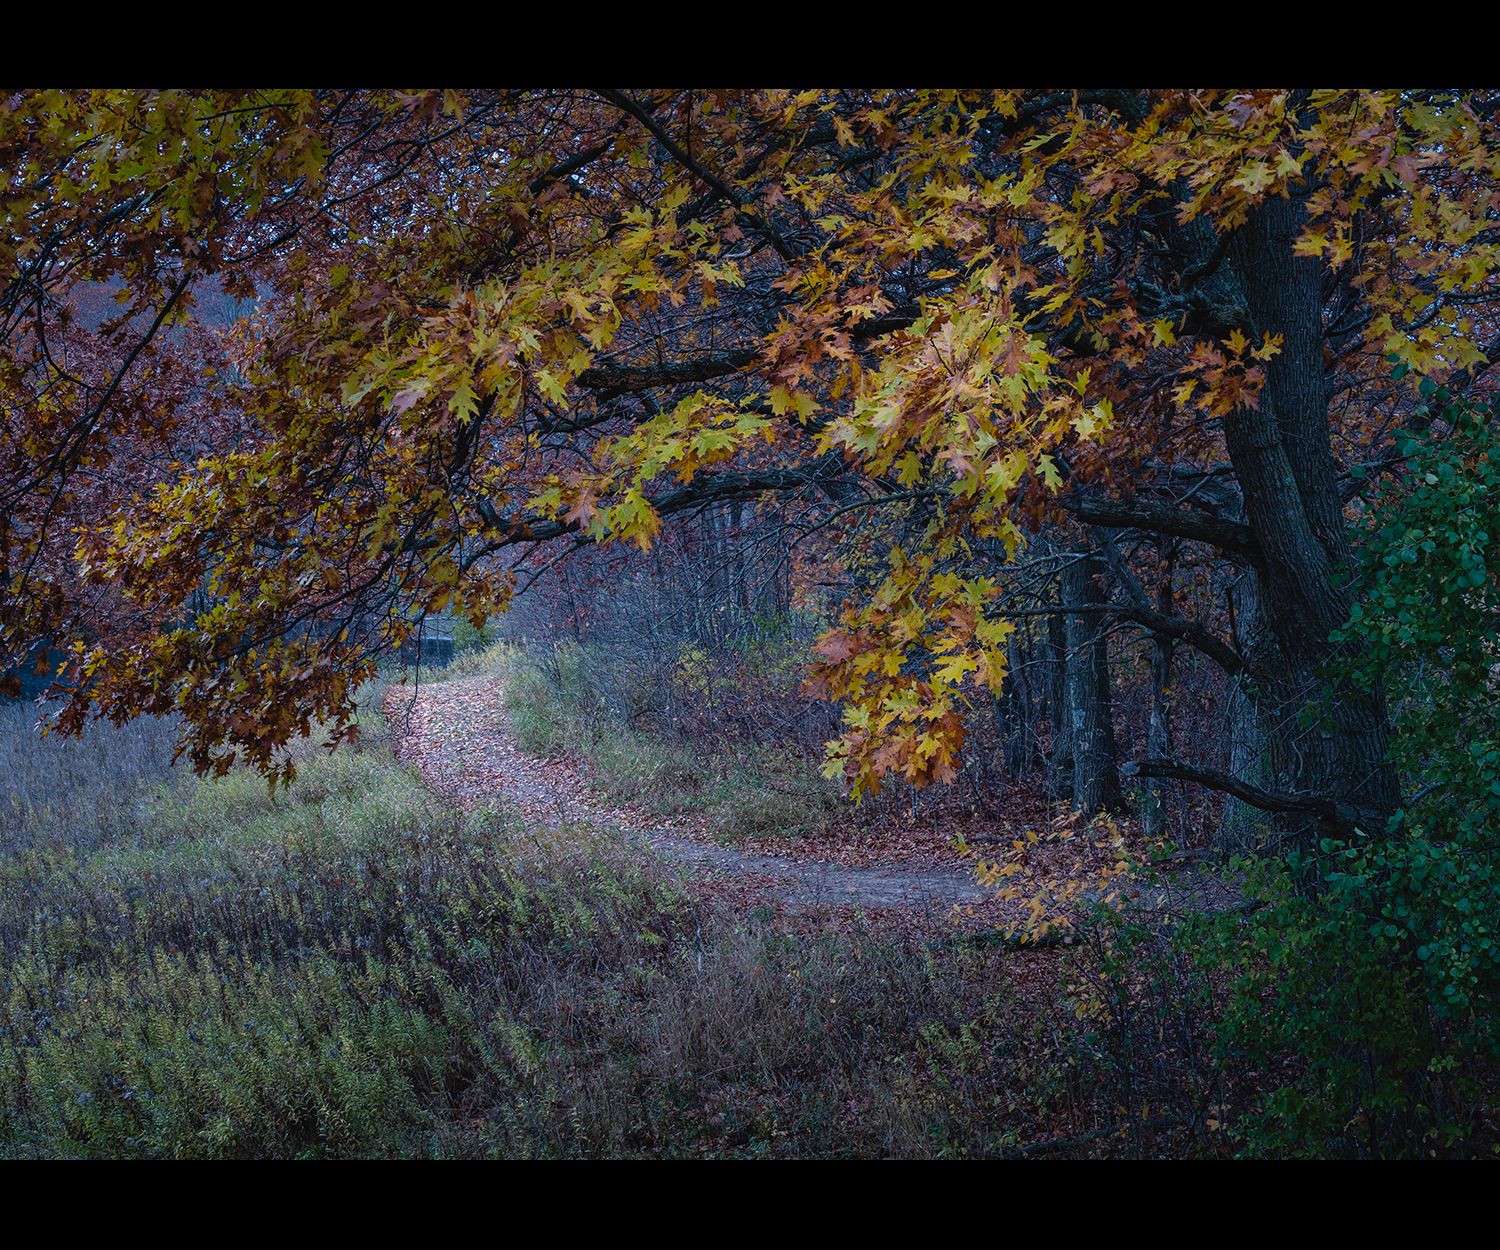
[[3, 88, 1498, 815]]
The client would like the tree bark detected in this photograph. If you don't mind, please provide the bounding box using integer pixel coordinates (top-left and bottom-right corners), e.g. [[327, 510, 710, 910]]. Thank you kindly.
[[1221, 192, 1401, 843], [1142, 548, 1176, 840], [1062, 551, 1126, 816], [1046, 606, 1074, 803], [1216, 574, 1273, 854], [999, 625, 1038, 781]]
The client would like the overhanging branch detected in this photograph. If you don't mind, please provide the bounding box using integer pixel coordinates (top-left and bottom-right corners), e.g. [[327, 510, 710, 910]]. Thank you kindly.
[[1123, 757, 1384, 833], [1063, 493, 1260, 564], [576, 347, 759, 397], [475, 454, 847, 547]]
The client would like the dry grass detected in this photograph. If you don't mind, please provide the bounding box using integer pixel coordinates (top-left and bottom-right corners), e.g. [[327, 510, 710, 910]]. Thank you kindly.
[[0, 678, 1133, 1158], [0, 671, 1241, 1159], [499, 642, 842, 842], [1, 700, 184, 856]]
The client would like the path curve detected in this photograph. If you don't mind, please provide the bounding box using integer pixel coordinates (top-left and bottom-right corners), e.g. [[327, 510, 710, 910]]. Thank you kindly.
[[387, 675, 989, 912]]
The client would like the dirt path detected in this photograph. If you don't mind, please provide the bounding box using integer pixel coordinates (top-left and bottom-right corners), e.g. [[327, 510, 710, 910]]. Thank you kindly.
[[387, 674, 1243, 926], [387, 675, 990, 912]]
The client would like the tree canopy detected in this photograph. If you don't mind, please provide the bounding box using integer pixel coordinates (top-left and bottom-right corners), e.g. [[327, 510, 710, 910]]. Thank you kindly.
[[3, 87, 1498, 822]]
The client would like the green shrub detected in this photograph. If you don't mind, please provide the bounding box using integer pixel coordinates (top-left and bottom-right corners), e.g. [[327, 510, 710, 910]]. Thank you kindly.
[[1190, 853, 1490, 1159], [1191, 384, 1500, 1157], [449, 616, 495, 654]]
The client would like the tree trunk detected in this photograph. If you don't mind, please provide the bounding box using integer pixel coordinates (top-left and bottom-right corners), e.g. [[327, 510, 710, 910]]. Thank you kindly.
[[1046, 607, 1074, 802], [1063, 551, 1126, 816], [1222, 192, 1400, 842], [1216, 574, 1273, 854], [999, 627, 1036, 780], [1142, 548, 1176, 840]]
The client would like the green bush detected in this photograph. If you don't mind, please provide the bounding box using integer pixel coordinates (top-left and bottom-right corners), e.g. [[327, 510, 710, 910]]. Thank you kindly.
[[449, 616, 496, 654], [1191, 384, 1500, 1157]]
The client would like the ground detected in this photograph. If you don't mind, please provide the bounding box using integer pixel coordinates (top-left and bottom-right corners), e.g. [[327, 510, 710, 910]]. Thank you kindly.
[[387, 673, 1241, 936]]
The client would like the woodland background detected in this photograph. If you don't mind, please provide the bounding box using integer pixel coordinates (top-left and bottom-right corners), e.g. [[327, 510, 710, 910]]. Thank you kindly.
[[1, 89, 1498, 1158]]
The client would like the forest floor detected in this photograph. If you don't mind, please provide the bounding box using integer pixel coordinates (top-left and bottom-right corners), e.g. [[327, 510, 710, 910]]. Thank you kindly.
[[388, 674, 1242, 937]]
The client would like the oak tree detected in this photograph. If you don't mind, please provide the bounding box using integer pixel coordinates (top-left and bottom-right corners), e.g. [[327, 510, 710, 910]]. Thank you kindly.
[[3, 88, 1497, 837]]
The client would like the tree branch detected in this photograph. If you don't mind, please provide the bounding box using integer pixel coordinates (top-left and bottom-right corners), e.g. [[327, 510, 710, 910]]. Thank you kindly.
[[1123, 757, 1384, 833], [595, 89, 794, 261], [576, 347, 758, 396], [476, 455, 847, 547], [1062, 493, 1260, 564]]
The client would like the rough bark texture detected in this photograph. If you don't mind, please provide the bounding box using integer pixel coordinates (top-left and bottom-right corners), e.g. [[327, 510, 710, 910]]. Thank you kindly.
[[1220, 193, 1400, 841], [1062, 553, 1126, 816]]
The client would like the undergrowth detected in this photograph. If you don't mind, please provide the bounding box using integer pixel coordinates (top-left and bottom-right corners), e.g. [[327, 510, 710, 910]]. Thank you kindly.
[[0, 679, 1144, 1159], [494, 641, 840, 842]]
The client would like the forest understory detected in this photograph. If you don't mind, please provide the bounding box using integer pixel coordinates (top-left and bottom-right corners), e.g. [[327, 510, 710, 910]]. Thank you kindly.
[[0, 664, 1249, 1160]]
